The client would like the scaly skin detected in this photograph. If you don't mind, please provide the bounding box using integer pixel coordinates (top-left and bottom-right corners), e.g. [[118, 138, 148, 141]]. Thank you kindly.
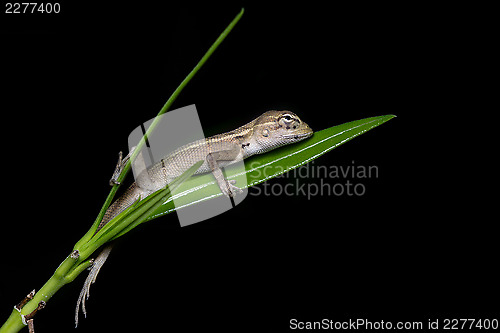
[[76, 110, 313, 326]]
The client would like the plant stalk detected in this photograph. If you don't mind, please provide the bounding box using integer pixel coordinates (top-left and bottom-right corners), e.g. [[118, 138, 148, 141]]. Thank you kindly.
[[0, 9, 244, 333]]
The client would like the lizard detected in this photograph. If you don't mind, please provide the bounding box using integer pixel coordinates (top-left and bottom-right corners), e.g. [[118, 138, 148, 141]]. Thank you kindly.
[[75, 110, 313, 325]]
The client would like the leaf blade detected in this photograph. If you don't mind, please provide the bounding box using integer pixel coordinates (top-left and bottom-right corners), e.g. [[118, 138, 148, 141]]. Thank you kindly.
[[146, 114, 396, 221]]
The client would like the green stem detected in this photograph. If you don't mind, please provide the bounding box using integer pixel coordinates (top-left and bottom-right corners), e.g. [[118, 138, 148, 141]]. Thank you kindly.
[[0, 9, 244, 333], [0, 312, 22, 333], [0, 254, 78, 333], [75, 8, 245, 251], [114, 7, 245, 187]]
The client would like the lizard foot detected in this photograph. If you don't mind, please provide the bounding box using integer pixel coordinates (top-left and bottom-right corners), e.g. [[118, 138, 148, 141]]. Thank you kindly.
[[220, 179, 243, 198], [109, 146, 136, 186]]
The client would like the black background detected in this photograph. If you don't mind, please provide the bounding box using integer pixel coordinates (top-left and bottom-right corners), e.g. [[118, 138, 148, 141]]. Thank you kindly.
[[0, 1, 496, 332]]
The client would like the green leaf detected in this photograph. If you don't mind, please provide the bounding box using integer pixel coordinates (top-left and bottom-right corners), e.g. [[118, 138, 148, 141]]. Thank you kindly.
[[78, 160, 205, 258], [145, 114, 395, 222], [73, 8, 245, 252], [109, 160, 204, 240]]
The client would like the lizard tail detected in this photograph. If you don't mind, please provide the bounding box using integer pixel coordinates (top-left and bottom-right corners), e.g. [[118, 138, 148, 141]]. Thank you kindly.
[[75, 245, 113, 327], [75, 183, 147, 327]]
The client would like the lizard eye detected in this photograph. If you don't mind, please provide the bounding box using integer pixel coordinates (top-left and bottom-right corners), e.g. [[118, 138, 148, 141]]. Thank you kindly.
[[278, 113, 299, 130], [262, 129, 269, 137]]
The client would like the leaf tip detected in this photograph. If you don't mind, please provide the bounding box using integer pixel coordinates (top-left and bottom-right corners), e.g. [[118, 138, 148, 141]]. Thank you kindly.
[[379, 114, 397, 124]]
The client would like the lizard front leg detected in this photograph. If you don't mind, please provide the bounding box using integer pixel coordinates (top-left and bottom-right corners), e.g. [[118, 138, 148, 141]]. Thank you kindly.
[[206, 147, 243, 197], [109, 146, 137, 185]]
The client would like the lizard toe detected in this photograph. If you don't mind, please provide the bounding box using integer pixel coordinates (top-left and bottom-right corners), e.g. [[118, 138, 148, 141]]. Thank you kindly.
[[228, 180, 243, 196], [219, 179, 242, 198]]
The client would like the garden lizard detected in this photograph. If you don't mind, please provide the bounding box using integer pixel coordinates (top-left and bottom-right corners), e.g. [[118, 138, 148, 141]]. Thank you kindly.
[[75, 110, 313, 325]]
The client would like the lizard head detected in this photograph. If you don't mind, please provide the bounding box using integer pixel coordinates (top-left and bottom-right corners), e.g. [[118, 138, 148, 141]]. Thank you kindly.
[[252, 110, 313, 152]]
